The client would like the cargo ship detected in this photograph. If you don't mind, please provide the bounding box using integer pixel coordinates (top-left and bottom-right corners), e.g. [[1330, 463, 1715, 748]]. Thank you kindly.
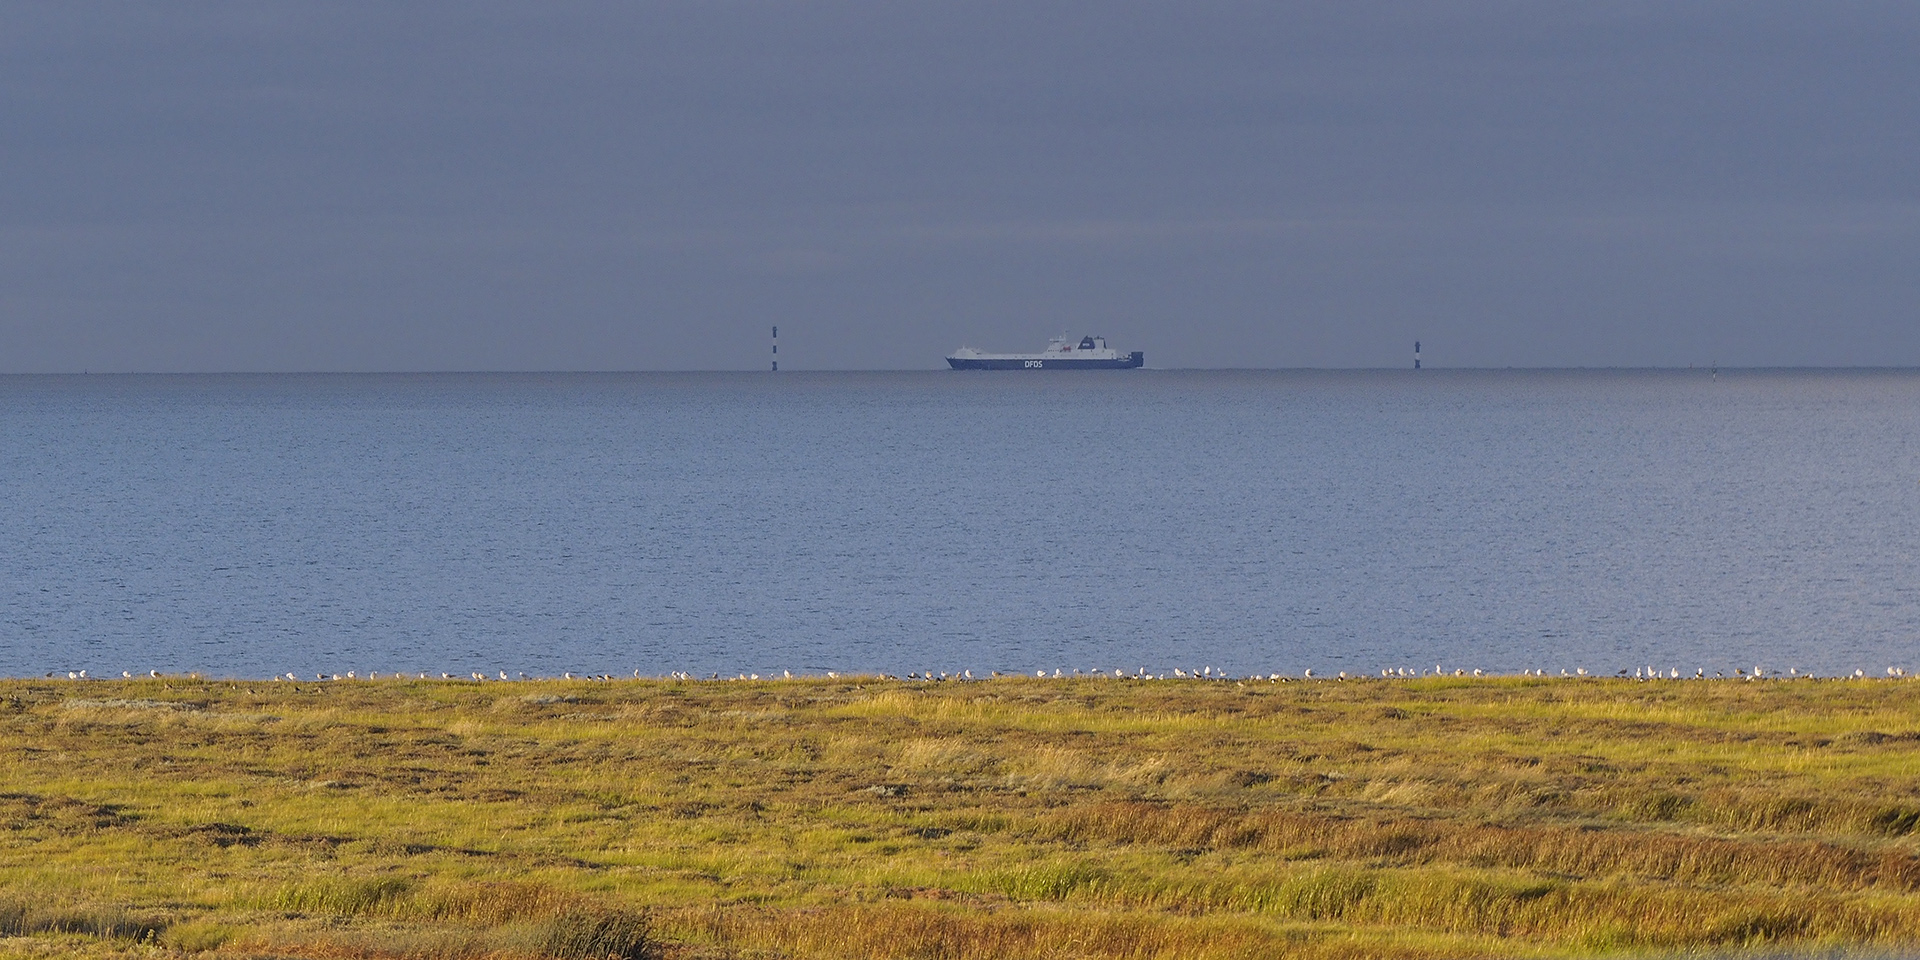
[[946, 336, 1144, 370]]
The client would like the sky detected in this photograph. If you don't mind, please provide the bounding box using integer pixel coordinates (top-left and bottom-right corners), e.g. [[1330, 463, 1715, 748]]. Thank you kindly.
[[2, 1, 1917, 372]]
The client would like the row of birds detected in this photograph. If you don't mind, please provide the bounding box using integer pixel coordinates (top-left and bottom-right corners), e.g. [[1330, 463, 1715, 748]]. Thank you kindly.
[[42, 665, 1915, 681]]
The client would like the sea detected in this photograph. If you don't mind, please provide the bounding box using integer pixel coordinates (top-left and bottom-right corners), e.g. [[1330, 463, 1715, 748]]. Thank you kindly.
[[3, 369, 1918, 680]]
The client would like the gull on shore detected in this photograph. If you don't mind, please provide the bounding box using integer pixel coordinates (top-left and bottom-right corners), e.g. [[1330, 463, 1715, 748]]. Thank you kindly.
[[69, 661, 1920, 685]]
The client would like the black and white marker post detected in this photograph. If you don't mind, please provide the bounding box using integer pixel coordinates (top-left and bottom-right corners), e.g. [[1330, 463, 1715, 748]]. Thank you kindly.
[[1414, 341, 1421, 370], [772, 326, 778, 372]]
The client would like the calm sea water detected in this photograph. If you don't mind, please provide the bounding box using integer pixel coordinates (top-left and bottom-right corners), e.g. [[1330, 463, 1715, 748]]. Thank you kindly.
[[4, 370, 1918, 679]]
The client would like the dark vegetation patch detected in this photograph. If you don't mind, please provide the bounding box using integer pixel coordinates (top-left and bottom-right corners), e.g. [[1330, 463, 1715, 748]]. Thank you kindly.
[[0, 895, 166, 941]]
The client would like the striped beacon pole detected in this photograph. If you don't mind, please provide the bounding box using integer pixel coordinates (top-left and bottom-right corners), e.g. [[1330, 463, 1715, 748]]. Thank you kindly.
[[772, 326, 778, 372], [1414, 340, 1421, 370]]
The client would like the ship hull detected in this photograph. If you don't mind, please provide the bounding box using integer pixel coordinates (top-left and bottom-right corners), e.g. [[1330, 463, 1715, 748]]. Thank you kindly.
[[947, 352, 1144, 370]]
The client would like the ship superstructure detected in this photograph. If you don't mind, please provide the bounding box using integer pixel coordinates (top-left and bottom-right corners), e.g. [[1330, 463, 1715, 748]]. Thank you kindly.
[[946, 335, 1144, 370]]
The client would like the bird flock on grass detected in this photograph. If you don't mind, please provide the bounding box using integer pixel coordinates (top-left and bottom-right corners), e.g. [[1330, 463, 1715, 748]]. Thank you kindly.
[[36, 664, 1918, 683]]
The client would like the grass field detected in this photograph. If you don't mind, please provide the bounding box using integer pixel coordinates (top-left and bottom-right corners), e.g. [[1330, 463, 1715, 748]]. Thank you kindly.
[[1, 674, 1917, 959]]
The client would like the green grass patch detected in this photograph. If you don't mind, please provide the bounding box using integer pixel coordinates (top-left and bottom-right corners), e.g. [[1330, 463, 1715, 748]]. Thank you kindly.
[[0, 674, 1917, 958]]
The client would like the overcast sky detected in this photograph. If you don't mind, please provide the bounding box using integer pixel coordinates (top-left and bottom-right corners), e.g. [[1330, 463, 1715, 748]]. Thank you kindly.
[[3, 1, 1917, 371]]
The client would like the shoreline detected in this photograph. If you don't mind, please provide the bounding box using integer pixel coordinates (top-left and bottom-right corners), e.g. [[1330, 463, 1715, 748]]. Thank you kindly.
[[18, 665, 1914, 682]]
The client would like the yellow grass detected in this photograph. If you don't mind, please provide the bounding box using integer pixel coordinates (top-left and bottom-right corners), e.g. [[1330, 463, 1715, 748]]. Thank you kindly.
[[0, 674, 1916, 958]]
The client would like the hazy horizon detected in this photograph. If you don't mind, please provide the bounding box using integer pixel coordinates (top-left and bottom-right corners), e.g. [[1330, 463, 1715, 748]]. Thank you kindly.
[[5, 2, 1917, 372], [8, 363, 1920, 375]]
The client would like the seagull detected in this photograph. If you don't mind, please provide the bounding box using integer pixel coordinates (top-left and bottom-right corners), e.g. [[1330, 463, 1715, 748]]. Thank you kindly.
[[150, 670, 160, 678], [122, 671, 131, 679]]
